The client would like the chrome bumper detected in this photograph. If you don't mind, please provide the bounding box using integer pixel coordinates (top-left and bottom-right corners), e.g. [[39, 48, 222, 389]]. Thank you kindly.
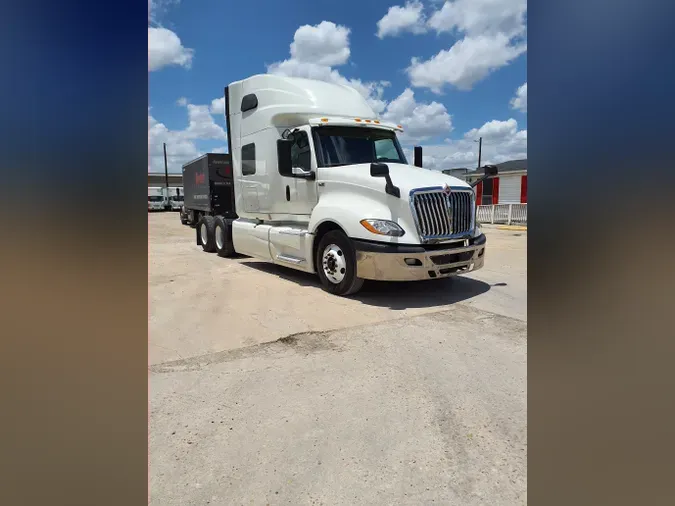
[[354, 234, 486, 282]]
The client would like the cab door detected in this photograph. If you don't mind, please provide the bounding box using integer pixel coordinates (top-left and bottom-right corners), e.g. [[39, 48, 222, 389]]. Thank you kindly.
[[286, 127, 318, 217]]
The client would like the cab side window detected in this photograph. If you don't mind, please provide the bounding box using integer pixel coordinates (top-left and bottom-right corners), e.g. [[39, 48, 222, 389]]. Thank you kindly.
[[290, 132, 311, 171], [242, 143, 256, 175]]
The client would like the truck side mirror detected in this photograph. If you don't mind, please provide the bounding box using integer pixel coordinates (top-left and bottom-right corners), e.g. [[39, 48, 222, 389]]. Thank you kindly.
[[370, 163, 390, 177], [483, 164, 498, 176], [277, 139, 293, 177], [370, 163, 400, 198], [291, 166, 316, 180], [469, 165, 499, 188]]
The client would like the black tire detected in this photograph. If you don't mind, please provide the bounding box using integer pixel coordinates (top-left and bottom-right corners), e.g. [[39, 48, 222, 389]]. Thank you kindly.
[[214, 217, 235, 257], [198, 216, 217, 252], [315, 230, 364, 296]]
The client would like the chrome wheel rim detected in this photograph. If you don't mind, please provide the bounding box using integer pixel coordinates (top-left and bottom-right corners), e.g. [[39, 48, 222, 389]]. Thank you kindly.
[[200, 223, 208, 245], [215, 225, 224, 250], [322, 244, 347, 284]]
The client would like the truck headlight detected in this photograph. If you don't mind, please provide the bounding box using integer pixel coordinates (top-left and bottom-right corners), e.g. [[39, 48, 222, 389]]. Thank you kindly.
[[360, 219, 405, 237]]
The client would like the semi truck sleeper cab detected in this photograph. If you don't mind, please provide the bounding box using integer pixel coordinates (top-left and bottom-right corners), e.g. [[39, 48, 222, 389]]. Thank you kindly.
[[181, 74, 495, 296]]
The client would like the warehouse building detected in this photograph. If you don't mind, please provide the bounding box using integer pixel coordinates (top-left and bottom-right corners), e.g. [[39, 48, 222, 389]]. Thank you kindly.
[[148, 172, 183, 188]]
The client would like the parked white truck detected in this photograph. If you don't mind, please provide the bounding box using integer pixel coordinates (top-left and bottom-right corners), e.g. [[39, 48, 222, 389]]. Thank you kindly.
[[186, 74, 496, 296], [148, 186, 167, 211], [168, 186, 183, 211]]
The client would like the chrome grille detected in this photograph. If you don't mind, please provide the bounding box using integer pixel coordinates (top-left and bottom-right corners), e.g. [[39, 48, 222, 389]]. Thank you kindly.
[[410, 188, 474, 241]]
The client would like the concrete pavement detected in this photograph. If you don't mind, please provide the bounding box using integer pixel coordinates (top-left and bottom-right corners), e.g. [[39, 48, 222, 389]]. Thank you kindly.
[[150, 306, 526, 505], [149, 213, 527, 505]]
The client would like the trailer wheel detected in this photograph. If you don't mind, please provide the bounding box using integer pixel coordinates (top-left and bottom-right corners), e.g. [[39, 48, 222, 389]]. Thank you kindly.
[[214, 217, 235, 257], [315, 230, 364, 296], [198, 216, 217, 252]]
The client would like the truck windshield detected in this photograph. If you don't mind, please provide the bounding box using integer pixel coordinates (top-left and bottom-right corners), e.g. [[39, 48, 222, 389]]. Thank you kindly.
[[313, 126, 408, 167], [148, 196, 164, 202], [171, 196, 184, 202]]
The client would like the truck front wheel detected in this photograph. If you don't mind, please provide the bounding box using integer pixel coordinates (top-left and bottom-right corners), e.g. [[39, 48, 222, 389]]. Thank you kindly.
[[198, 216, 217, 253], [316, 230, 364, 296]]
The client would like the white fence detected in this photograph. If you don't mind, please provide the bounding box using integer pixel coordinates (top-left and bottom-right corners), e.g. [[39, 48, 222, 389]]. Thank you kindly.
[[477, 204, 527, 225]]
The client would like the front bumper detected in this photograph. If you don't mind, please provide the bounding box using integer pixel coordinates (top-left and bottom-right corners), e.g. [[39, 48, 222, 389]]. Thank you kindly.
[[354, 234, 486, 281]]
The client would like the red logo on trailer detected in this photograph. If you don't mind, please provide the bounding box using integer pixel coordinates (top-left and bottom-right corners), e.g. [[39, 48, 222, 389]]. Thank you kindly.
[[195, 172, 205, 185]]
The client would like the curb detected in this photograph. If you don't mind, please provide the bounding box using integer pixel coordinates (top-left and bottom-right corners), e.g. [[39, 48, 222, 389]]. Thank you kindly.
[[495, 225, 527, 231]]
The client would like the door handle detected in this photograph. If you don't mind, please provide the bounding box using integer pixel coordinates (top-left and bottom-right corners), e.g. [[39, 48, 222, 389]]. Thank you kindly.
[[318, 182, 325, 187], [285, 185, 290, 201]]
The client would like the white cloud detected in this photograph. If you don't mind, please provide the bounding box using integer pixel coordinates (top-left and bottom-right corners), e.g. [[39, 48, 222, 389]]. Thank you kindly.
[[290, 21, 351, 66], [149, 0, 180, 24], [381, 88, 452, 141], [402, 118, 526, 170], [176, 97, 188, 106], [148, 101, 227, 172], [376, 1, 427, 39], [402, 0, 526, 92], [407, 33, 526, 92], [510, 82, 527, 112], [184, 104, 227, 140], [465, 118, 518, 140], [148, 27, 194, 72], [148, 114, 199, 172], [210, 96, 225, 115], [428, 0, 527, 38], [267, 21, 389, 114]]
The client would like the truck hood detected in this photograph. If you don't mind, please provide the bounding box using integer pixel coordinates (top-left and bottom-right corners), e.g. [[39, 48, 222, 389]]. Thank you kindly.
[[317, 162, 470, 200]]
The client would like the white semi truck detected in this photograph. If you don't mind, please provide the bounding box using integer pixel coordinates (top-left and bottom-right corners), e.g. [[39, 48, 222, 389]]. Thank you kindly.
[[148, 186, 167, 211], [185, 74, 496, 296]]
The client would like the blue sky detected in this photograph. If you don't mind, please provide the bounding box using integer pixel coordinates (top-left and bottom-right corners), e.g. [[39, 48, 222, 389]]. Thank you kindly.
[[149, 0, 527, 173]]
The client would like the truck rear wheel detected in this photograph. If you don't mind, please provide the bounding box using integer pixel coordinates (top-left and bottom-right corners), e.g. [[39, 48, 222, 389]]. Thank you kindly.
[[214, 217, 235, 257], [316, 230, 364, 296], [198, 216, 217, 253]]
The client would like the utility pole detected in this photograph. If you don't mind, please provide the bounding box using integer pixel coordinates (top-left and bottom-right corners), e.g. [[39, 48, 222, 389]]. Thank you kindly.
[[476, 137, 482, 169], [163, 142, 169, 191], [163, 143, 170, 209]]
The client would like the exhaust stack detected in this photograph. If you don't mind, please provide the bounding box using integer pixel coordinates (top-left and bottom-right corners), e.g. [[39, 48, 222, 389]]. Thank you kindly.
[[413, 146, 423, 168]]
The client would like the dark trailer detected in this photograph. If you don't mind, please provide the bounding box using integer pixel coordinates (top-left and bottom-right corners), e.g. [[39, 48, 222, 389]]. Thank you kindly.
[[181, 153, 236, 225]]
